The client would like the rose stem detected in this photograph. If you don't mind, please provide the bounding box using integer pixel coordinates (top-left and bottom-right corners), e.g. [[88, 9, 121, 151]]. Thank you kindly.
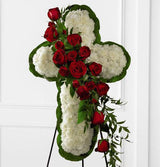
[[46, 126, 57, 167], [82, 159, 84, 167], [100, 129, 108, 167]]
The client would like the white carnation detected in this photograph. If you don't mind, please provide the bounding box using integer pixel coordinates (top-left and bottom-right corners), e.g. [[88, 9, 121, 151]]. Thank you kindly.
[[86, 44, 127, 79], [60, 84, 94, 156], [65, 10, 95, 46], [33, 46, 59, 78]]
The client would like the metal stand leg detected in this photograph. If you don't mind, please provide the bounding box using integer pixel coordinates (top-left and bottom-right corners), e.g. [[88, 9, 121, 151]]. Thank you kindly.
[[82, 159, 84, 167], [100, 130, 108, 167], [46, 126, 57, 167]]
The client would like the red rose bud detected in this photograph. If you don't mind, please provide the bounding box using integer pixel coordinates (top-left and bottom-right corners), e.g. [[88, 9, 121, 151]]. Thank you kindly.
[[92, 98, 98, 104], [59, 66, 69, 77], [92, 111, 104, 125], [96, 83, 109, 96], [44, 27, 58, 42], [85, 81, 96, 91], [72, 80, 80, 88], [48, 7, 60, 21], [76, 86, 90, 100], [79, 46, 91, 60], [48, 21, 55, 27], [55, 41, 64, 50], [95, 140, 109, 152], [63, 30, 67, 35], [67, 34, 82, 46], [53, 50, 65, 65], [67, 50, 77, 62], [89, 62, 102, 76], [69, 61, 87, 79]]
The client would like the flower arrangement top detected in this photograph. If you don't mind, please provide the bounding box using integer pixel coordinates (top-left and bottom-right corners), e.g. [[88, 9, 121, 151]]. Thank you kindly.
[[29, 5, 131, 167]]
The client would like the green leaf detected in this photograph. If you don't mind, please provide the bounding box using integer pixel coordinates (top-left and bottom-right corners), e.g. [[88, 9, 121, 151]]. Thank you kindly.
[[106, 107, 115, 111], [113, 141, 120, 146], [84, 122, 89, 133], [125, 133, 129, 139], [70, 27, 73, 34], [77, 110, 86, 124], [117, 120, 126, 124], [115, 99, 122, 105], [77, 100, 87, 124], [114, 155, 122, 162], [111, 143, 117, 148], [70, 85, 75, 97], [112, 124, 117, 134], [119, 126, 122, 133], [123, 127, 130, 133]]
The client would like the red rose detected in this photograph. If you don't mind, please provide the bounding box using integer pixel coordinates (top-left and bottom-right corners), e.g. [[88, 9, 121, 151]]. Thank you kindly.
[[79, 46, 91, 60], [48, 8, 60, 21], [55, 41, 64, 50], [85, 81, 96, 91], [96, 83, 109, 96], [72, 80, 80, 88], [91, 98, 98, 104], [89, 62, 102, 76], [44, 27, 58, 42], [69, 61, 87, 78], [92, 111, 104, 125], [53, 50, 65, 65], [67, 51, 77, 62], [59, 66, 69, 77], [95, 140, 109, 152], [67, 34, 82, 46], [76, 86, 90, 100], [48, 21, 55, 27]]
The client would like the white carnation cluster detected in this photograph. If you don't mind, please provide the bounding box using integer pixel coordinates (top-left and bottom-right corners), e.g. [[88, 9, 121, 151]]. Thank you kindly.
[[65, 10, 127, 80], [33, 46, 59, 78], [65, 10, 96, 46], [60, 84, 94, 156], [86, 44, 127, 79]]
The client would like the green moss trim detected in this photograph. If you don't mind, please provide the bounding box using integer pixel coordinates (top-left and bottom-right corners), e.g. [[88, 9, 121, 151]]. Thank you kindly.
[[64, 5, 131, 83], [98, 41, 131, 83], [29, 4, 131, 162], [29, 41, 57, 82], [56, 82, 99, 161], [64, 4, 101, 44]]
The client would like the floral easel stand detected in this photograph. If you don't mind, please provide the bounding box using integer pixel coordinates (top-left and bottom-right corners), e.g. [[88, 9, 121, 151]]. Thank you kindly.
[[29, 5, 131, 167], [46, 126, 108, 167]]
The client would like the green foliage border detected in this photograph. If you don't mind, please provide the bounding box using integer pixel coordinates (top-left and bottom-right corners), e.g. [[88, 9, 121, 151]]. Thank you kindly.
[[29, 41, 57, 82], [28, 4, 131, 161], [56, 83, 99, 161], [64, 4, 131, 83], [29, 5, 131, 83]]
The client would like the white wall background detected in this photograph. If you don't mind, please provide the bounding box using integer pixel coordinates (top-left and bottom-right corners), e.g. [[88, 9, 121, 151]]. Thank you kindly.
[[0, 0, 159, 166]]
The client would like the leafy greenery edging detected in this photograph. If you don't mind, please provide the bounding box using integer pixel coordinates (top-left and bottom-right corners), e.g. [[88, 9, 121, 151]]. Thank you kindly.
[[29, 5, 131, 83], [64, 4, 101, 44], [56, 82, 99, 161], [63, 4, 131, 83], [28, 4, 131, 162], [29, 41, 57, 82], [99, 41, 131, 83]]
